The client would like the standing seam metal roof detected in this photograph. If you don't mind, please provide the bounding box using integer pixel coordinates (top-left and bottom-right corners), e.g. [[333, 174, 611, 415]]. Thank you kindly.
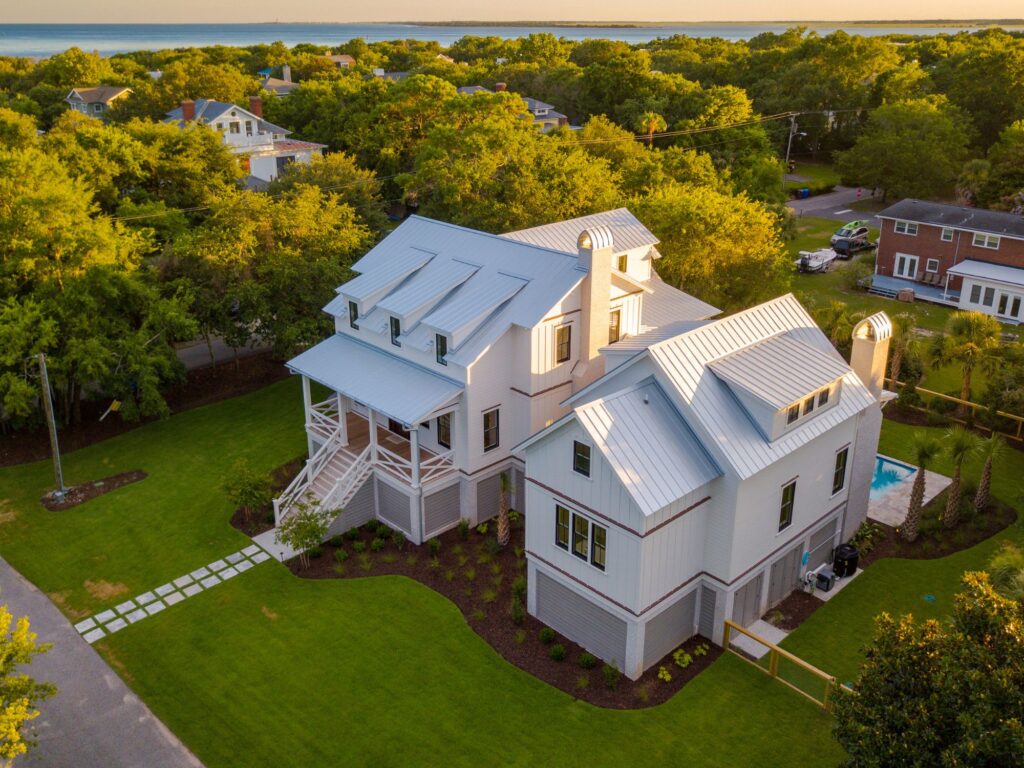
[[501, 208, 659, 254]]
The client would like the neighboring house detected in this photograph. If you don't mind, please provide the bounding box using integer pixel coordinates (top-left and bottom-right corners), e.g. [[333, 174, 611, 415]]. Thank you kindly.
[[163, 97, 324, 184], [325, 53, 356, 69], [516, 294, 892, 679], [371, 69, 410, 82], [273, 210, 719, 551], [874, 199, 1024, 322], [261, 65, 300, 97], [65, 86, 132, 118], [457, 83, 571, 132]]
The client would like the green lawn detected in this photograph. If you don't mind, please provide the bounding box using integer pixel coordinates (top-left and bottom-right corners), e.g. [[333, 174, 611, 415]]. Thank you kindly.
[[785, 162, 840, 192], [0, 380, 841, 768], [782, 419, 1024, 682]]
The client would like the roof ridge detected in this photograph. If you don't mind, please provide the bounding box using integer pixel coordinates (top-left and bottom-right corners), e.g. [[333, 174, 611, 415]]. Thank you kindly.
[[404, 215, 580, 260], [648, 293, 804, 353]]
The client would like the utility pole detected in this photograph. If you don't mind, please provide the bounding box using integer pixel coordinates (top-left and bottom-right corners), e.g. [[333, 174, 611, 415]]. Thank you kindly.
[[784, 114, 798, 176], [37, 353, 66, 500]]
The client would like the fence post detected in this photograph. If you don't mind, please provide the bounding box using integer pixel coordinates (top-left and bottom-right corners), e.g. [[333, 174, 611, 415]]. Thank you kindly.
[[823, 677, 834, 712], [768, 649, 779, 678], [722, 621, 731, 649]]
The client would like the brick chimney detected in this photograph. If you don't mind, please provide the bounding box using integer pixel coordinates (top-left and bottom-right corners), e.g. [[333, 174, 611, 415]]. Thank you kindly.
[[494, 82, 507, 92], [574, 226, 614, 390], [248, 95, 263, 118], [850, 312, 892, 399], [180, 99, 195, 122], [282, 64, 292, 83]]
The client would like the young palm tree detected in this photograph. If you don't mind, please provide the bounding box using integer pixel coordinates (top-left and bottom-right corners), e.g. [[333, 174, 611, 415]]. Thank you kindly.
[[942, 426, 980, 529], [929, 311, 1002, 413], [973, 434, 1006, 513], [635, 111, 667, 148], [496, 471, 511, 547], [887, 313, 918, 385], [902, 433, 942, 543]]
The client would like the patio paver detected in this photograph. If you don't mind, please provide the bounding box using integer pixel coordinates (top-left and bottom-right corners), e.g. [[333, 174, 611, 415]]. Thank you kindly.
[[106, 617, 128, 633], [95, 609, 117, 624], [182, 583, 203, 598], [115, 600, 137, 615]]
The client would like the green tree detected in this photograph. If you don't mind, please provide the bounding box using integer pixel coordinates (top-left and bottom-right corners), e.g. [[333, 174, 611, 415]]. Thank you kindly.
[[978, 120, 1024, 209], [0, 107, 37, 149], [887, 312, 918, 383], [902, 433, 942, 543], [835, 98, 971, 201], [0, 606, 55, 765], [987, 542, 1024, 600], [635, 110, 666, 147], [973, 434, 1006, 513], [833, 572, 1024, 767], [496, 471, 511, 548], [942, 426, 980, 529], [275, 499, 333, 569], [632, 182, 790, 311], [222, 459, 273, 523], [930, 310, 1003, 406]]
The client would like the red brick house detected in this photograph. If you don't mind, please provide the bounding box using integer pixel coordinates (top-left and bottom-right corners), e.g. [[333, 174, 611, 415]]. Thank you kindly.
[[874, 199, 1024, 323]]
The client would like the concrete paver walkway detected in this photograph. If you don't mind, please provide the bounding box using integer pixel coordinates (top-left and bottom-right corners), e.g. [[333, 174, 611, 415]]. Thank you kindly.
[[0, 558, 203, 768]]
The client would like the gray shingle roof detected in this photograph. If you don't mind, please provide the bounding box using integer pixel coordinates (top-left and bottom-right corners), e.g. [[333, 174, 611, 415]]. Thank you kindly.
[[878, 199, 1024, 240]]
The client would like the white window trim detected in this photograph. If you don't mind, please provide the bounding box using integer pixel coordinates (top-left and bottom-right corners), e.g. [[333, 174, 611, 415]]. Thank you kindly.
[[941, 228, 954, 242], [894, 220, 918, 236], [972, 232, 1000, 250], [925, 258, 940, 273]]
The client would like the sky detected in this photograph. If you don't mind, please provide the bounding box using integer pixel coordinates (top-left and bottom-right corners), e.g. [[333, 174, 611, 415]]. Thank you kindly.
[[3, 1, 1023, 24]]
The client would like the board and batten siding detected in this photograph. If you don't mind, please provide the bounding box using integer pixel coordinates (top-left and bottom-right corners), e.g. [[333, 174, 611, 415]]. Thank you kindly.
[[767, 543, 803, 609], [636, 488, 711, 608], [423, 482, 461, 539], [732, 572, 763, 626], [642, 588, 698, 670], [327, 476, 375, 535], [535, 570, 628, 670], [377, 477, 412, 534]]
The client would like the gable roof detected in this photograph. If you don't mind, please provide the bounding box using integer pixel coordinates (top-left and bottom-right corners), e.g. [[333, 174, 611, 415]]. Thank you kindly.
[[575, 379, 721, 516], [66, 86, 131, 104], [502, 208, 659, 255], [878, 199, 1024, 240], [163, 100, 290, 135]]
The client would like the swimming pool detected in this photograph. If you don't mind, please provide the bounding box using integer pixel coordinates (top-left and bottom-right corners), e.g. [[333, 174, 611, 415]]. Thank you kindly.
[[870, 456, 917, 501]]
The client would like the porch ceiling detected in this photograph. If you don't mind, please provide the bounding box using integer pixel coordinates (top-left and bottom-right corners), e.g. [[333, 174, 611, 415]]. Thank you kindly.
[[287, 334, 462, 426]]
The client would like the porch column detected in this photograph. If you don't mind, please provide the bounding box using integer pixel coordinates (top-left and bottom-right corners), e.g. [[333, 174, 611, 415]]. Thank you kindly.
[[336, 392, 348, 446], [301, 375, 314, 458], [367, 409, 378, 457], [410, 427, 421, 488]]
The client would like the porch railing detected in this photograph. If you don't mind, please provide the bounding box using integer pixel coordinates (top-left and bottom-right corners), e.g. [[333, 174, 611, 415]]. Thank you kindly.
[[322, 445, 373, 512], [308, 399, 342, 438], [274, 427, 345, 524], [420, 449, 455, 483]]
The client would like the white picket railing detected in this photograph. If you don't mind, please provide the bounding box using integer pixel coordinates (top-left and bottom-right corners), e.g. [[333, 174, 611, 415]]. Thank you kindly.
[[321, 445, 373, 511], [273, 428, 345, 524], [420, 449, 455, 483]]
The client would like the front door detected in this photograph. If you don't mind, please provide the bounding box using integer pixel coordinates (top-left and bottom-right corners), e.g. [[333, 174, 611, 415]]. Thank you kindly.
[[894, 253, 919, 280], [996, 291, 1023, 321], [387, 418, 409, 439]]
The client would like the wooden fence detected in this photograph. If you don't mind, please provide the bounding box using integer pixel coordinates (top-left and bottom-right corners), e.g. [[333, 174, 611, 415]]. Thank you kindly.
[[723, 620, 852, 711], [886, 379, 1024, 442]]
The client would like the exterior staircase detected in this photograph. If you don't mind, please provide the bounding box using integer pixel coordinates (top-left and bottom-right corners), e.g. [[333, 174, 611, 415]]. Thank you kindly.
[[273, 432, 372, 525]]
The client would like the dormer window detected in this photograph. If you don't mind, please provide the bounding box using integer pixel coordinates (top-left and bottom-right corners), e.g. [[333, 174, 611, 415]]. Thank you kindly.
[[818, 387, 830, 407], [787, 405, 799, 424], [803, 396, 815, 416], [390, 316, 401, 347], [435, 333, 448, 365], [348, 301, 359, 330], [617, 254, 628, 272]]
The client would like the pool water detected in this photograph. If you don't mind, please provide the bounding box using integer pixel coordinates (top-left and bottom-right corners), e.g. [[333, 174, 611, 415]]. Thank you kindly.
[[870, 456, 917, 500]]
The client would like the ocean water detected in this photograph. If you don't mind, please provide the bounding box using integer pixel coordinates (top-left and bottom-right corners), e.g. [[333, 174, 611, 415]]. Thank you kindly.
[[0, 22, 1002, 58]]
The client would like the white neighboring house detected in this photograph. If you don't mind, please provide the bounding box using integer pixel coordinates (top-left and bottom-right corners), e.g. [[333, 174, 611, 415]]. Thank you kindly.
[[273, 210, 719, 548], [65, 86, 132, 118], [163, 97, 325, 185], [515, 293, 892, 679]]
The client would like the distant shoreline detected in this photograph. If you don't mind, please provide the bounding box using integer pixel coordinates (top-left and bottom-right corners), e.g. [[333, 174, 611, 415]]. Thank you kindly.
[[7, 20, 1023, 29]]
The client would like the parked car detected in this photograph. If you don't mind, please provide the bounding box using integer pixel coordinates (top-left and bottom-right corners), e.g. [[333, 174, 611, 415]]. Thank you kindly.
[[832, 237, 877, 259], [830, 220, 870, 245]]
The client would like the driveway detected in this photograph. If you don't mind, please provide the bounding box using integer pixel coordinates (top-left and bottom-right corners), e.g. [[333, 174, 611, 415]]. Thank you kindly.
[[787, 186, 882, 223], [0, 558, 203, 768]]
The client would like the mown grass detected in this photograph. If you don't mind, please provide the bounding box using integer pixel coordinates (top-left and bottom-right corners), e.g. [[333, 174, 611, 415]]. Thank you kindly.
[[784, 162, 840, 192]]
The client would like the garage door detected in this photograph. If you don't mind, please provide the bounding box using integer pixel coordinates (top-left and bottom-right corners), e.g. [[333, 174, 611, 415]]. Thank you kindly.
[[768, 544, 803, 608], [731, 572, 763, 627], [642, 589, 697, 669], [535, 571, 627, 669]]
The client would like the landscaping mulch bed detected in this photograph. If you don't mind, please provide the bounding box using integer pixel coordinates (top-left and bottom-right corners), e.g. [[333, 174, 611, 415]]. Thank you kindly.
[[0, 351, 288, 468], [761, 591, 825, 631], [288, 520, 720, 709], [41, 469, 147, 511], [882, 405, 937, 429], [228, 456, 306, 537]]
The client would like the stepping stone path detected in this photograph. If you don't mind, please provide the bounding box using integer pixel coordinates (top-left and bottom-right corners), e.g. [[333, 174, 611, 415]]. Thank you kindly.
[[72, 542, 277, 643]]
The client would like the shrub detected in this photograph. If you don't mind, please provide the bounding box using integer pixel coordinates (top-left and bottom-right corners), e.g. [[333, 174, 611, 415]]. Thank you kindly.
[[549, 644, 566, 661], [490, 562, 502, 576], [364, 519, 379, 534], [476, 522, 489, 535], [673, 649, 693, 669], [634, 684, 650, 703], [405, 553, 418, 566], [222, 459, 272, 522], [510, 597, 525, 625], [508, 509, 521, 524], [657, 665, 672, 683], [345, 527, 361, 541], [515, 629, 527, 645], [512, 575, 527, 601], [456, 554, 470, 567], [539, 627, 556, 645], [602, 663, 620, 690], [491, 574, 503, 589], [358, 554, 372, 572], [484, 537, 501, 555], [578, 652, 596, 669], [274, 499, 332, 569], [471, 609, 486, 621], [575, 674, 589, 691], [352, 541, 367, 553], [308, 546, 323, 559], [381, 552, 398, 563], [334, 549, 349, 563], [850, 521, 884, 556], [693, 643, 709, 657], [370, 537, 386, 552], [463, 567, 476, 582], [376, 524, 392, 540], [328, 534, 344, 547], [265, 510, 275, 524], [514, 546, 525, 559], [457, 518, 470, 540], [481, 588, 498, 604], [393, 531, 406, 550], [443, 569, 455, 582], [428, 537, 441, 557]]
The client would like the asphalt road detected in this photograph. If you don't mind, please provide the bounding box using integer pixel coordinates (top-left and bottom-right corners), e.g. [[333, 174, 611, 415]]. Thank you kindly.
[[0, 558, 203, 768], [787, 186, 883, 223]]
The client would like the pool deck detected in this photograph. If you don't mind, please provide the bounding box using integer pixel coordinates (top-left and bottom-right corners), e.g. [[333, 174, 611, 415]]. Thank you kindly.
[[868, 454, 952, 528]]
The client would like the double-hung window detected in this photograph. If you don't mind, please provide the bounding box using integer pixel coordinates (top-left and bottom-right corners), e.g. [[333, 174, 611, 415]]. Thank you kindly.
[[608, 309, 621, 344], [555, 505, 570, 549], [390, 316, 401, 347], [348, 300, 359, 330], [483, 408, 499, 452], [591, 525, 606, 571], [779, 481, 796, 532], [555, 506, 607, 571], [832, 447, 849, 495], [973, 232, 1000, 249], [925, 258, 940, 273], [572, 514, 589, 560], [555, 325, 571, 364], [941, 228, 954, 242], [436, 413, 451, 449], [573, 441, 591, 477], [894, 220, 917, 235], [435, 333, 448, 365]]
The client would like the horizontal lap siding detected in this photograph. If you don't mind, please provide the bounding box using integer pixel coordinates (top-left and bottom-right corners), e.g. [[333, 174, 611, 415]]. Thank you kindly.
[[424, 483, 461, 539], [535, 571, 627, 670], [698, 586, 717, 639], [327, 477, 375, 535], [642, 589, 697, 670], [378, 480, 412, 535]]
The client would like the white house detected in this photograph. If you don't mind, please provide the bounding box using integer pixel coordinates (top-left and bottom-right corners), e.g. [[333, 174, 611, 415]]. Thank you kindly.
[[65, 86, 132, 118], [163, 97, 325, 184], [457, 83, 570, 131], [273, 210, 719, 547], [515, 286, 891, 679]]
